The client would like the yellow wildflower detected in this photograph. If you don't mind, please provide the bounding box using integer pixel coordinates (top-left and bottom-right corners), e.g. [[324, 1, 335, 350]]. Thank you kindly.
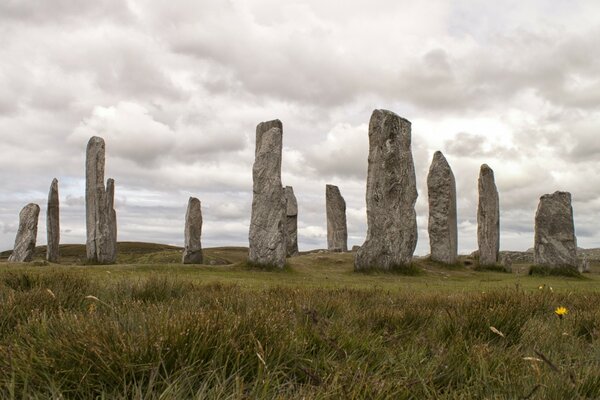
[[554, 306, 568, 318]]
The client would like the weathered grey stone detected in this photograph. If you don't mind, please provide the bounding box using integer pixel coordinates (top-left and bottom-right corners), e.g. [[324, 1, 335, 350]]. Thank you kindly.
[[427, 151, 457, 264], [355, 109, 418, 270], [8, 203, 40, 263], [182, 197, 203, 264], [284, 186, 298, 257], [46, 178, 60, 262], [86, 136, 117, 264], [326, 184, 347, 252], [534, 191, 577, 268], [248, 120, 287, 268], [477, 164, 500, 266], [578, 257, 590, 273]]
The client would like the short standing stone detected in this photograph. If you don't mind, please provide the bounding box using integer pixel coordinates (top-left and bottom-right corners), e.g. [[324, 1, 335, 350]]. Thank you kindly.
[[248, 120, 287, 268], [326, 184, 347, 252], [8, 203, 40, 263], [46, 178, 60, 262], [355, 109, 418, 270], [534, 191, 577, 268], [477, 164, 500, 265], [427, 151, 457, 264], [284, 186, 299, 257], [104, 178, 117, 263], [182, 197, 203, 264]]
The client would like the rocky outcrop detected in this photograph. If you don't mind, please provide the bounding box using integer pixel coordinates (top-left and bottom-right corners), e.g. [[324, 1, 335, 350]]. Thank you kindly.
[[46, 178, 60, 262], [8, 203, 40, 263], [326, 184, 347, 252], [427, 151, 457, 264], [477, 164, 499, 265], [355, 109, 418, 270], [534, 191, 577, 267], [182, 197, 203, 264], [284, 186, 298, 257], [86, 136, 117, 264], [248, 120, 287, 268]]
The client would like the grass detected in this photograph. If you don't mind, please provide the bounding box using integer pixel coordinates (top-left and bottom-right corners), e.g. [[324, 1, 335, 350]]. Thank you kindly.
[[0, 244, 599, 398]]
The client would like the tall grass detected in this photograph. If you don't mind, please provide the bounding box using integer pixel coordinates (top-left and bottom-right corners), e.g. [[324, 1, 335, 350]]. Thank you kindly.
[[0, 270, 598, 398]]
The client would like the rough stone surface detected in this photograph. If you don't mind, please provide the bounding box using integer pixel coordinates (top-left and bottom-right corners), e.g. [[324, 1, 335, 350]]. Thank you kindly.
[[182, 197, 203, 264], [248, 120, 287, 268], [355, 109, 418, 270], [8, 203, 40, 263], [534, 191, 577, 267], [326, 184, 347, 252], [284, 186, 298, 257], [477, 164, 500, 265], [86, 136, 117, 264], [427, 151, 457, 264], [46, 178, 60, 262]]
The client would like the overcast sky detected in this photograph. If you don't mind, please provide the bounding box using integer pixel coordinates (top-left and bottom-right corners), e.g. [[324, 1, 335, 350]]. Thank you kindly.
[[1, 0, 600, 254]]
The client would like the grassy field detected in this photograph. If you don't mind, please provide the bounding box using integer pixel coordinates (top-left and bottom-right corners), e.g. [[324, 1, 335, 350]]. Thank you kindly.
[[0, 243, 599, 399]]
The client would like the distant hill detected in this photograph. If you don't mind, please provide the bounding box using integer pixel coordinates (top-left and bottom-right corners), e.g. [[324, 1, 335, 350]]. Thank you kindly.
[[0, 242, 249, 265]]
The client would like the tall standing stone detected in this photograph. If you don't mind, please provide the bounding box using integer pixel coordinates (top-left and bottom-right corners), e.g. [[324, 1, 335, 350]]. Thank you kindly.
[[46, 178, 60, 262], [477, 164, 500, 265], [8, 203, 40, 263], [86, 136, 117, 264], [248, 120, 287, 268], [284, 186, 298, 257], [182, 197, 203, 264], [427, 151, 457, 264], [326, 184, 347, 252], [355, 109, 418, 270], [534, 191, 577, 268]]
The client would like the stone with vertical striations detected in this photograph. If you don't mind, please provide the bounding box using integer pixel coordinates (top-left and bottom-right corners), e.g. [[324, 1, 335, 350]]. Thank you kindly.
[[534, 191, 577, 268], [46, 178, 60, 262], [8, 203, 40, 263], [326, 184, 347, 252], [86, 136, 117, 264], [354, 109, 418, 270], [248, 120, 287, 268], [427, 151, 457, 264], [284, 186, 298, 257], [182, 197, 203, 264], [477, 164, 500, 265]]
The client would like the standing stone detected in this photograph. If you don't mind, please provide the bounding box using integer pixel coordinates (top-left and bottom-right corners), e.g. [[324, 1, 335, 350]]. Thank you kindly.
[[477, 164, 500, 266], [534, 191, 577, 268], [284, 186, 298, 257], [182, 197, 203, 264], [427, 151, 457, 264], [248, 120, 287, 268], [46, 178, 60, 262], [8, 203, 40, 263], [86, 136, 117, 264], [355, 109, 418, 270], [326, 184, 347, 252]]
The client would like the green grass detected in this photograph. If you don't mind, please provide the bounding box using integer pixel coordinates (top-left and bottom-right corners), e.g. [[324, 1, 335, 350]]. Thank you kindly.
[[0, 244, 599, 398]]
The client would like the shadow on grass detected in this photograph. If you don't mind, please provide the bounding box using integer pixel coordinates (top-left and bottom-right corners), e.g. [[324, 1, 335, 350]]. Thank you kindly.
[[528, 265, 587, 279], [473, 264, 511, 273], [239, 260, 294, 273], [355, 263, 423, 276]]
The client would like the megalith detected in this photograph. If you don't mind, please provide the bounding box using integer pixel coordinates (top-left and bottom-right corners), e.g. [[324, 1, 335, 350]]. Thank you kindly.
[[427, 151, 457, 264], [8, 203, 40, 262], [477, 164, 499, 265], [354, 109, 418, 270], [46, 178, 60, 262], [248, 120, 287, 268], [284, 186, 299, 257], [182, 197, 203, 264], [326, 184, 347, 252], [86, 136, 117, 264], [534, 191, 577, 268]]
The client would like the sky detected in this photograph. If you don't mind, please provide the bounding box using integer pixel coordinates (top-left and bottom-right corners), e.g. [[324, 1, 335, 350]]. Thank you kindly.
[[1, 0, 600, 254]]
